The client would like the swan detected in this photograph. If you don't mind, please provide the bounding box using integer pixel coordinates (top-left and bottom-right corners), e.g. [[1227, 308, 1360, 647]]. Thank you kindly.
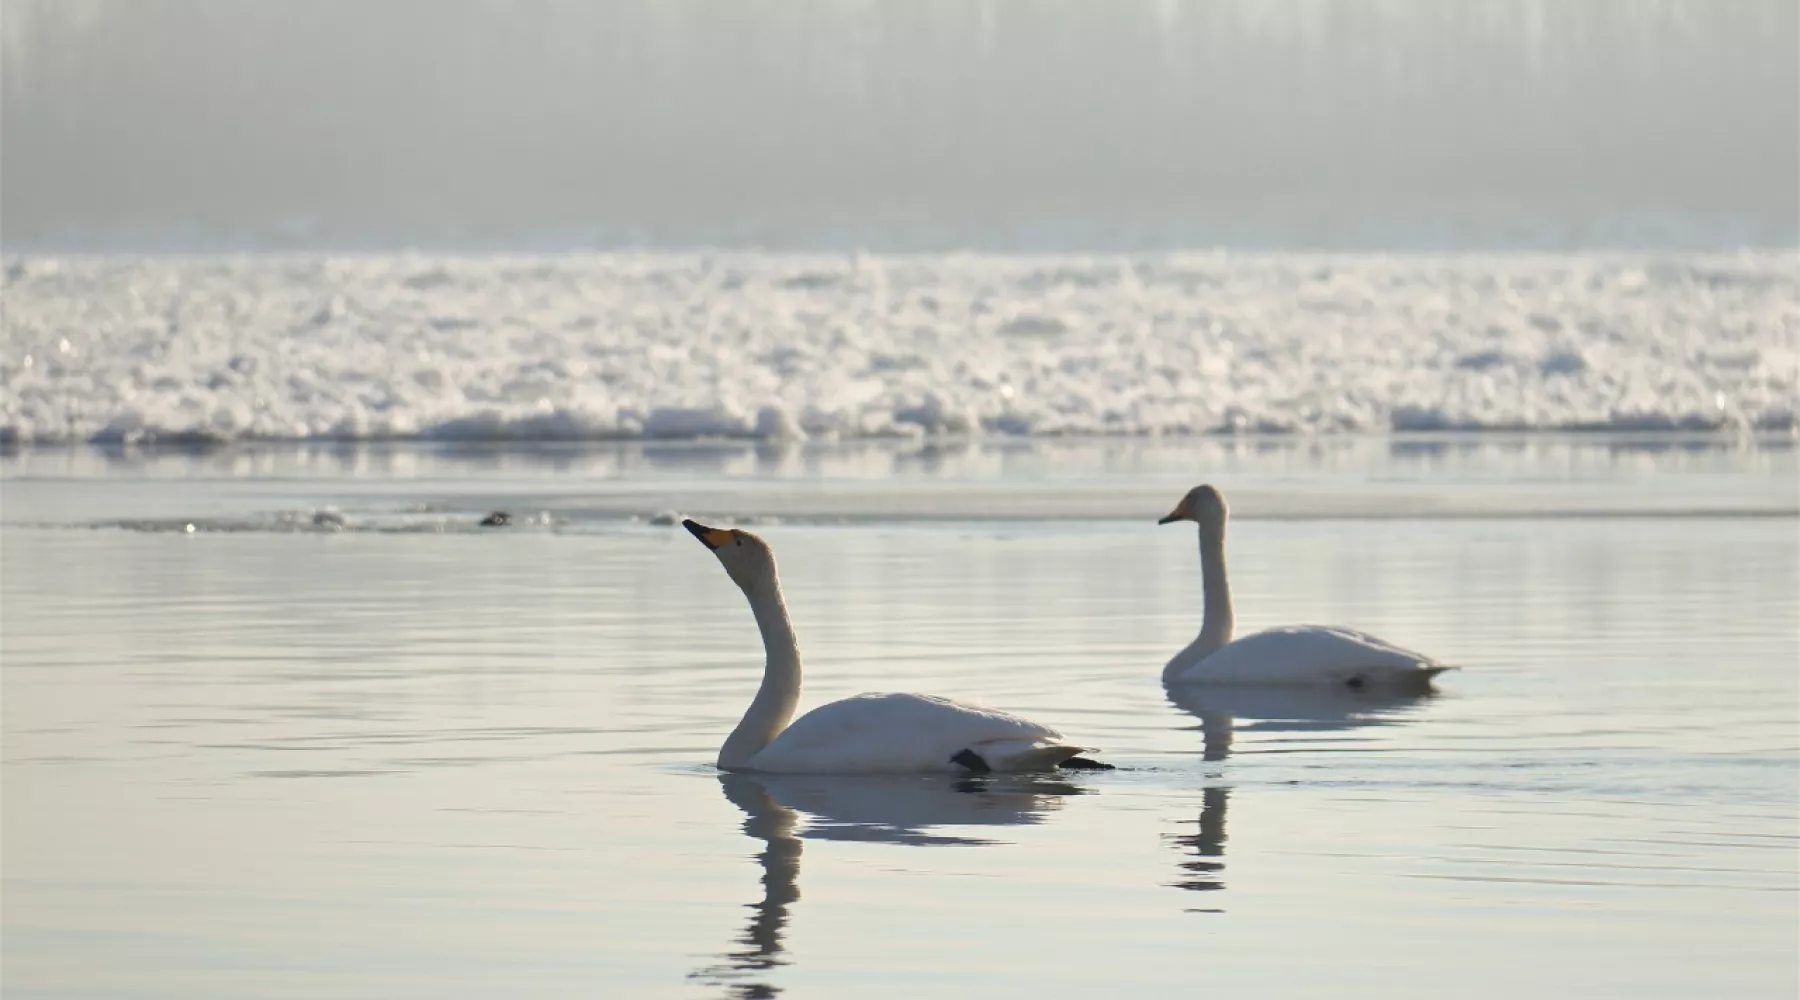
[[682, 519, 1109, 774], [1157, 485, 1453, 690]]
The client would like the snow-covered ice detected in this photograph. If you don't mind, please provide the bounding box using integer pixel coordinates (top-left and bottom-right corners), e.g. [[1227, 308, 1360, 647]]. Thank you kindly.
[[3, 252, 1795, 445]]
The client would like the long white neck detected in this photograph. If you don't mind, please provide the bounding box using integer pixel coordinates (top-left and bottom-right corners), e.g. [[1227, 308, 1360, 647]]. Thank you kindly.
[[718, 576, 803, 771], [1164, 518, 1234, 683]]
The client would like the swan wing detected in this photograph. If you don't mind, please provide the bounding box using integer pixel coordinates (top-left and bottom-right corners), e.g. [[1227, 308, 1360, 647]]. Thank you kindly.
[[1175, 625, 1450, 689], [746, 692, 1088, 774]]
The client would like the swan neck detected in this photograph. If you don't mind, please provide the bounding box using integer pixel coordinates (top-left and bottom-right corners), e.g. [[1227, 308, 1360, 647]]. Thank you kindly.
[[1198, 521, 1235, 650], [719, 577, 803, 770], [1165, 519, 1234, 682]]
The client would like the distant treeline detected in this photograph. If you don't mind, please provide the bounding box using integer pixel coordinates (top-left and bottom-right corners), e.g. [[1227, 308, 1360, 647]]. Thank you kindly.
[[3, 0, 1795, 251]]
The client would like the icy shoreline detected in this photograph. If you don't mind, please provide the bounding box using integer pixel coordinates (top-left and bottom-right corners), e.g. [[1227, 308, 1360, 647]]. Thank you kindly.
[[5, 252, 1795, 445]]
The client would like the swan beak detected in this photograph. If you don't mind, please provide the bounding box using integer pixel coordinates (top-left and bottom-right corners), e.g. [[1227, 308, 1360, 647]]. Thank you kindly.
[[682, 519, 735, 550], [1157, 504, 1188, 525]]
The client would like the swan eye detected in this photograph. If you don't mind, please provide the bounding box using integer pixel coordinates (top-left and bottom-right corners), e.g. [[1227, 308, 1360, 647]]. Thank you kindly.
[[734, 538, 743, 547]]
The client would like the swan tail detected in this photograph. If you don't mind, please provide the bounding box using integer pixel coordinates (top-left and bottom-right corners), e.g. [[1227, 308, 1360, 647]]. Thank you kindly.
[[956, 740, 1098, 773], [1334, 662, 1455, 694], [1388, 663, 1455, 694], [1417, 663, 1459, 684]]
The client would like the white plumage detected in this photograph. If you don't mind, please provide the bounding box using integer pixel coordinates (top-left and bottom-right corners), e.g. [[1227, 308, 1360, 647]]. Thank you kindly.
[[1159, 485, 1454, 691], [682, 519, 1101, 774], [743, 692, 1082, 774], [1170, 624, 1448, 688]]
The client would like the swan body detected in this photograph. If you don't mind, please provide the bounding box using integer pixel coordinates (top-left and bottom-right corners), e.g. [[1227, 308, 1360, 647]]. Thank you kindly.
[[739, 691, 1085, 775], [1159, 485, 1452, 691], [683, 519, 1103, 774], [1170, 624, 1447, 688]]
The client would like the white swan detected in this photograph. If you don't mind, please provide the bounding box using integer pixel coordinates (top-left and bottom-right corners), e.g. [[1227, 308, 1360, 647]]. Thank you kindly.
[[1157, 485, 1453, 690], [683, 519, 1108, 774]]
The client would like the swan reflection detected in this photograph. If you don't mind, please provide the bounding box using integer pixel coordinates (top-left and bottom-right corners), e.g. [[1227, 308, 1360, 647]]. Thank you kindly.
[[1161, 686, 1437, 909], [1167, 786, 1232, 904], [1165, 684, 1439, 761], [689, 777, 802, 999], [691, 772, 1085, 997]]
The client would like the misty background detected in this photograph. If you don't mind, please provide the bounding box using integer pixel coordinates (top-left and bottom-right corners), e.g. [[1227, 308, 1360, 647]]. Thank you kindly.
[[3, 0, 1796, 252]]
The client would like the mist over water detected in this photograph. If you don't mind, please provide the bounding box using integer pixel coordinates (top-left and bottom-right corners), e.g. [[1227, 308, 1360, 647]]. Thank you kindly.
[[4, 0, 1796, 252], [5, 8, 1798, 997]]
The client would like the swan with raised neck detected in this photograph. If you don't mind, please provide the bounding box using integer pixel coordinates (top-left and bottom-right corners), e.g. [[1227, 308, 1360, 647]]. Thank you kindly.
[[1156, 486, 1453, 691], [682, 519, 1111, 774]]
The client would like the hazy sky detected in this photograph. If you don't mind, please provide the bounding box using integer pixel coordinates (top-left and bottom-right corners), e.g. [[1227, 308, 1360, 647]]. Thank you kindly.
[[3, 0, 1795, 251]]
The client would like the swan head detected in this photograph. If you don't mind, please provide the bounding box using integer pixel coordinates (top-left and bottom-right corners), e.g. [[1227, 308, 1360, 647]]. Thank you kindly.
[[683, 519, 778, 594], [1158, 484, 1228, 531]]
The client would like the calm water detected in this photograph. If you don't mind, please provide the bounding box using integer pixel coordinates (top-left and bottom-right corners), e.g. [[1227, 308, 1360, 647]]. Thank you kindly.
[[4, 439, 1797, 999]]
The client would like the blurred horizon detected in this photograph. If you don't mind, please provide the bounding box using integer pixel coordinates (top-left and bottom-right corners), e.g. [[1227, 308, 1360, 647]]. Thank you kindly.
[[4, 0, 1796, 253]]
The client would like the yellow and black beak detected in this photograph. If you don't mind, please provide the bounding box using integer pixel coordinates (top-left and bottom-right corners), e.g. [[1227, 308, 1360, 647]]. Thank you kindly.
[[1157, 504, 1188, 525], [682, 519, 735, 550]]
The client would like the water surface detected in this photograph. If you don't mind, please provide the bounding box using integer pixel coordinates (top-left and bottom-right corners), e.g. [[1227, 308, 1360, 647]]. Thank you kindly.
[[4, 439, 1796, 998]]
